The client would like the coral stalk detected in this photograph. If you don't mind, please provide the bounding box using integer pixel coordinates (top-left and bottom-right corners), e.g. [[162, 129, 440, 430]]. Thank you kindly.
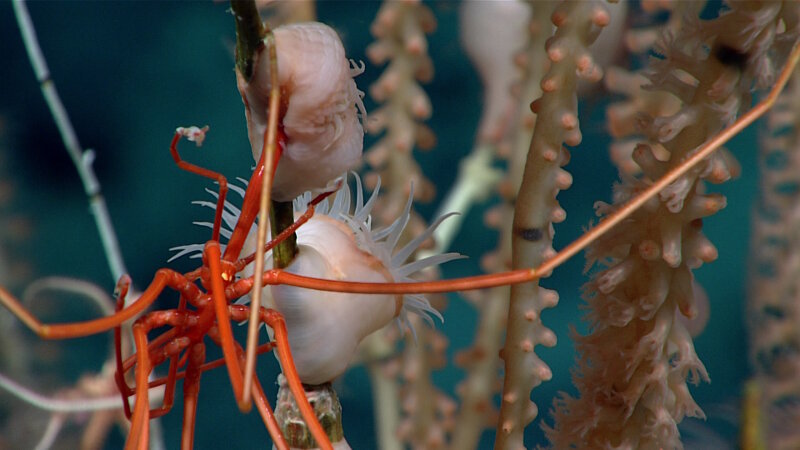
[[363, 3, 442, 448], [450, 2, 550, 448], [495, 2, 608, 448], [548, 2, 800, 448], [13, 0, 127, 286]]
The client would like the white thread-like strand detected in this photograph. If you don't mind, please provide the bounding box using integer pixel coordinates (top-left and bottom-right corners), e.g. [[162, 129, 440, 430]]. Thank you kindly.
[[0, 371, 164, 413]]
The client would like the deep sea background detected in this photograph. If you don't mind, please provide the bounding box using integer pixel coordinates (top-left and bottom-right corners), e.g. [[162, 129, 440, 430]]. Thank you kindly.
[[0, 1, 755, 449]]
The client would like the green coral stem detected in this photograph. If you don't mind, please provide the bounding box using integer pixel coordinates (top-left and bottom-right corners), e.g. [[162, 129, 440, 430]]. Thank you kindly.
[[271, 200, 298, 268], [231, 0, 266, 81]]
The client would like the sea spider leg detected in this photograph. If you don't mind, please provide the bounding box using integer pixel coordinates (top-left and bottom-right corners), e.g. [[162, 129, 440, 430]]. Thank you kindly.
[[179, 341, 205, 450], [0, 268, 199, 339], [234, 183, 342, 271], [203, 241, 248, 403], [170, 129, 228, 243], [117, 325, 185, 416], [150, 303, 188, 419], [204, 240, 332, 449], [113, 276, 135, 419], [255, 40, 800, 298], [206, 317, 289, 450], [113, 276, 187, 421], [222, 128, 285, 263], [128, 328, 190, 421], [127, 307, 202, 450], [115, 306, 286, 447], [258, 305, 335, 450], [249, 366, 288, 450], [120, 341, 277, 391]]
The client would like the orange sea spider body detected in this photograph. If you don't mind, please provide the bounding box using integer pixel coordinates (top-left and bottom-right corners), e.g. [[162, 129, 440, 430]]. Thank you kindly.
[[0, 127, 341, 449]]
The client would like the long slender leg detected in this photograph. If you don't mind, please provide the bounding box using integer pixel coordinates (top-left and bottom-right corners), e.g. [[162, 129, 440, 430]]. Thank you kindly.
[[0, 268, 199, 339], [135, 342, 275, 390], [120, 328, 183, 375], [114, 276, 135, 419], [261, 266, 538, 295], [225, 305, 288, 450], [222, 127, 286, 263], [115, 283, 189, 420], [181, 342, 205, 450], [221, 148, 264, 262], [127, 322, 152, 450], [260, 307, 333, 450], [251, 374, 290, 450], [204, 241, 247, 408], [253, 42, 800, 298], [230, 44, 800, 302], [146, 335, 191, 419], [170, 129, 228, 242], [123, 309, 195, 450], [148, 291, 191, 420]]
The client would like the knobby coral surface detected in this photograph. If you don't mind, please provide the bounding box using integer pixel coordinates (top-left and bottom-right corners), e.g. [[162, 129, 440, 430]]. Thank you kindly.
[[546, 2, 800, 449]]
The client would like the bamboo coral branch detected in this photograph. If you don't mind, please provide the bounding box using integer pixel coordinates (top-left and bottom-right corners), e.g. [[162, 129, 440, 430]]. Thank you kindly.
[[365, 0, 437, 227], [13, 0, 127, 286], [231, 0, 266, 81], [495, 2, 607, 448], [364, 3, 441, 448], [547, 3, 800, 448], [12, 3, 166, 448], [450, 2, 549, 448]]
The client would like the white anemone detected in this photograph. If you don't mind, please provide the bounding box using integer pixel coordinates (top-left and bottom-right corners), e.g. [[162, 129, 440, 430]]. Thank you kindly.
[[239, 22, 367, 202], [172, 175, 461, 384]]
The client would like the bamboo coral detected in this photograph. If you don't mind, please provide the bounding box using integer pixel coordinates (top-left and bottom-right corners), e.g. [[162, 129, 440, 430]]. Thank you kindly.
[[496, 1, 608, 448], [747, 53, 800, 450], [547, 2, 800, 448]]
